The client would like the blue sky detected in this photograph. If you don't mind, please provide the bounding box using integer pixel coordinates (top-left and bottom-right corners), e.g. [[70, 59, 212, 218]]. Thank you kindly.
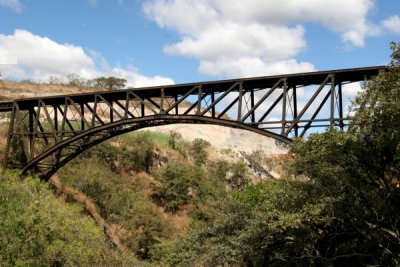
[[0, 0, 399, 87]]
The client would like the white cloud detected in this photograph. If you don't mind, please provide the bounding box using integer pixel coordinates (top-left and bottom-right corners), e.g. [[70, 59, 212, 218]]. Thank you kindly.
[[0, 29, 174, 87], [0, 0, 22, 12], [199, 58, 315, 78], [165, 23, 306, 61], [381, 16, 400, 34], [0, 29, 98, 80], [143, 0, 377, 78], [144, 0, 375, 36], [143, 0, 218, 34], [111, 66, 174, 87], [342, 82, 362, 99], [213, 0, 374, 34]]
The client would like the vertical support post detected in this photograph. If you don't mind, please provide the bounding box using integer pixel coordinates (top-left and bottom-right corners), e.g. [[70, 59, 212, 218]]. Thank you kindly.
[[281, 79, 287, 135], [110, 100, 114, 123], [124, 93, 129, 119], [91, 97, 97, 128], [15, 107, 30, 162], [338, 82, 344, 130], [141, 101, 145, 117], [54, 105, 61, 165], [160, 88, 165, 113], [211, 92, 215, 118], [330, 75, 335, 127], [3, 104, 17, 167], [29, 108, 34, 160], [237, 82, 243, 121], [54, 106, 58, 131], [292, 86, 298, 137], [196, 86, 202, 115], [80, 103, 85, 130], [250, 89, 255, 123], [174, 95, 178, 115]]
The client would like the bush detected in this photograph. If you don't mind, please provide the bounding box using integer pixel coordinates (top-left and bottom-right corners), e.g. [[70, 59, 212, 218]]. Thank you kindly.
[[120, 132, 154, 172], [153, 163, 197, 213], [80, 142, 118, 172], [210, 160, 249, 190], [0, 169, 120, 266], [107, 188, 170, 259], [169, 130, 182, 149], [226, 161, 249, 190], [190, 138, 210, 166]]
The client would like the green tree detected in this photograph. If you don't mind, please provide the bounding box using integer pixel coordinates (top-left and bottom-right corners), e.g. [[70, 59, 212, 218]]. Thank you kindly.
[[289, 42, 400, 266], [107, 188, 170, 259], [226, 160, 249, 190], [93, 76, 127, 90], [169, 130, 182, 149], [190, 138, 210, 166], [153, 163, 196, 213], [0, 169, 121, 266], [120, 132, 154, 172], [153, 179, 324, 266], [66, 73, 86, 87]]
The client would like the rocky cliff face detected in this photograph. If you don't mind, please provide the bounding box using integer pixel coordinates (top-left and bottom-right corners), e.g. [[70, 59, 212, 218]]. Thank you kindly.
[[144, 124, 287, 155]]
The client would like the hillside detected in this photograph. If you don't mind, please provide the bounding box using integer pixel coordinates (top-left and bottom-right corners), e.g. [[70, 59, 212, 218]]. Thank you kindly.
[[0, 79, 107, 100], [1, 127, 289, 264], [0, 110, 290, 263]]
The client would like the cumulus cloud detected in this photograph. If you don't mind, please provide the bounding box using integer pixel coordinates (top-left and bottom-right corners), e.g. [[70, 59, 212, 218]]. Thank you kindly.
[[381, 16, 400, 34], [0, 0, 22, 12], [143, 0, 378, 78], [0, 29, 174, 87], [199, 58, 315, 78], [110, 66, 174, 87], [342, 82, 362, 99], [0, 29, 97, 80]]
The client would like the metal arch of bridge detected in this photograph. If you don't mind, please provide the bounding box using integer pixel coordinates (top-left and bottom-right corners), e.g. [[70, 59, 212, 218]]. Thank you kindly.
[[1, 66, 384, 180]]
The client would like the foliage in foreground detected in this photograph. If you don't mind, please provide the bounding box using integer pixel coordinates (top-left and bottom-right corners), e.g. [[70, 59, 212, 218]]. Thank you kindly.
[[0, 169, 128, 266], [153, 179, 326, 266]]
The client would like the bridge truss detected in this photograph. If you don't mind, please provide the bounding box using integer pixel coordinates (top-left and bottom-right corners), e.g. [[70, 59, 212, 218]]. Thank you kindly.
[[0, 66, 384, 180]]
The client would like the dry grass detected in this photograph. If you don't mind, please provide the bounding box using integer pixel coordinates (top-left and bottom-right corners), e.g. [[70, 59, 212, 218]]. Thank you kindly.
[[0, 80, 106, 99]]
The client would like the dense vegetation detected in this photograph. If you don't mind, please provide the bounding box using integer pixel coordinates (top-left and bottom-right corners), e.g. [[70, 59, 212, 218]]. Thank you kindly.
[[0, 42, 399, 266], [0, 169, 137, 266]]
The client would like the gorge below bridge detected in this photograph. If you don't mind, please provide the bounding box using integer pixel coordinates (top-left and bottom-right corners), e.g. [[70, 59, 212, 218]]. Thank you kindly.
[[0, 66, 384, 180]]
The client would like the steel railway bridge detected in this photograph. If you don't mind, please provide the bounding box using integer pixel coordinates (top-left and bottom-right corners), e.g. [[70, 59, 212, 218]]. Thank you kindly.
[[0, 66, 384, 180]]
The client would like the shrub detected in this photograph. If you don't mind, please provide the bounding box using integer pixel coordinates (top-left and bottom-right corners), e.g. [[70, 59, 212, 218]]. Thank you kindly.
[[0, 169, 119, 266], [226, 161, 249, 190], [120, 132, 154, 172], [153, 163, 196, 213], [169, 130, 182, 149], [190, 138, 210, 166]]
